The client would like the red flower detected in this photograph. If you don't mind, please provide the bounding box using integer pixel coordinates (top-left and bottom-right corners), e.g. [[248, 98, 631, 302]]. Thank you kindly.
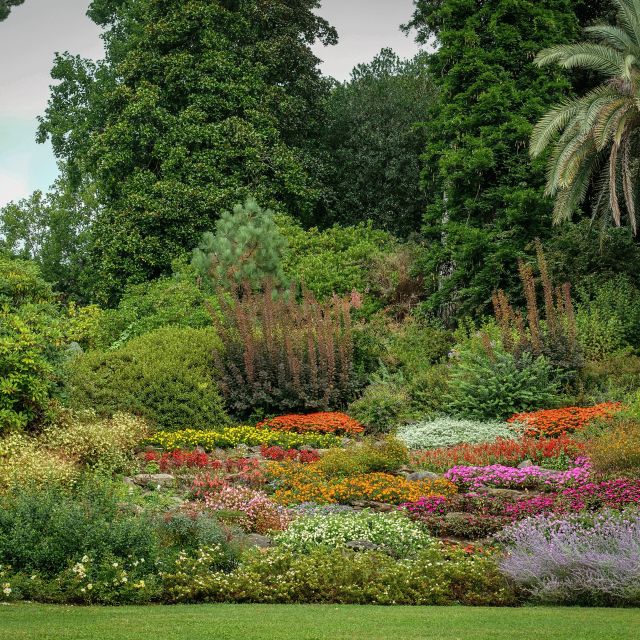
[[257, 412, 364, 435]]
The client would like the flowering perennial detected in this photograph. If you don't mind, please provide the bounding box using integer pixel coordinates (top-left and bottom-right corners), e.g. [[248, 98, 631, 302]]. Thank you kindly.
[[257, 412, 364, 435], [259, 445, 320, 463], [508, 403, 621, 437], [147, 427, 341, 451], [499, 510, 640, 605], [444, 457, 591, 490], [409, 436, 584, 472], [203, 485, 291, 534]]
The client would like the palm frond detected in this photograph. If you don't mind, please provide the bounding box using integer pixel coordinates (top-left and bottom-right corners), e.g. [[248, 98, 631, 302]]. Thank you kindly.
[[535, 43, 625, 76], [585, 24, 639, 52]]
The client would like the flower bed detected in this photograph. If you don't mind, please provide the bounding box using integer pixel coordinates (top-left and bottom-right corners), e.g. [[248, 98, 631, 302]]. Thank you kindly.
[[499, 509, 640, 605], [146, 427, 341, 451], [444, 457, 591, 491], [202, 485, 290, 534], [257, 412, 365, 435], [507, 403, 621, 437], [409, 436, 584, 472], [268, 462, 457, 505], [260, 445, 320, 463]]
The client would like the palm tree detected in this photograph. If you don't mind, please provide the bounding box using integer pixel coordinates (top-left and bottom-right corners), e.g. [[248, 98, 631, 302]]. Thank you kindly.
[[531, 0, 640, 234]]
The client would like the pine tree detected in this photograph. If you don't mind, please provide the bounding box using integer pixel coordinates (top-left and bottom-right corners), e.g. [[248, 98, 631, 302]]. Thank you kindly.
[[192, 198, 289, 291]]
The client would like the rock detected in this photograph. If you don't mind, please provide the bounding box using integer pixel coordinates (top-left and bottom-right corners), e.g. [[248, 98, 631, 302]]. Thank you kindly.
[[345, 540, 380, 552], [132, 473, 175, 488], [517, 459, 534, 469], [316, 449, 330, 456], [243, 534, 273, 549], [249, 446, 262, 454], [407, 470, 441, 481], [366, 501, 396, 513], [122, 477, 137, 488], [143, 445, 162, 453]]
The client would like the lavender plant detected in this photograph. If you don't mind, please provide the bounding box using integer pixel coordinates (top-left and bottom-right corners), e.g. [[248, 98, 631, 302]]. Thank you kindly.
[[498, 509, 640, 605]]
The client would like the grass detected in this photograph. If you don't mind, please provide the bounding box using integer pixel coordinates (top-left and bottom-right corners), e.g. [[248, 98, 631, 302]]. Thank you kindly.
[[0, 603, 639, 640]]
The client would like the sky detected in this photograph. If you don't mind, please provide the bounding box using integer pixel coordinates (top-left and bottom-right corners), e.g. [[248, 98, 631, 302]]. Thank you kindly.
[[0, 0, 420, 208]]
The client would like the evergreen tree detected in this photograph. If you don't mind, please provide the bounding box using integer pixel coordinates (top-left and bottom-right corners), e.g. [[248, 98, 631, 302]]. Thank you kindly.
[[406, 0, 589, 318], [318, 49, 436, 238], [38, 0, 336, 304], [192, 198, 289, 290]]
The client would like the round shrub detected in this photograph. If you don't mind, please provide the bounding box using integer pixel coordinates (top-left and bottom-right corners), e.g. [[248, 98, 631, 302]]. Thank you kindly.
[[347, 383, 415, 434], [275, 511, 432, 558], [396, 417, 518, 450], [65, 326, 229, 432]]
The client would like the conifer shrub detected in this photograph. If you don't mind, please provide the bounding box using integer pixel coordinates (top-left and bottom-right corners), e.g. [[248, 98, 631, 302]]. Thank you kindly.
[[66, 327, 228, 431], [211, 284, 357, 418]]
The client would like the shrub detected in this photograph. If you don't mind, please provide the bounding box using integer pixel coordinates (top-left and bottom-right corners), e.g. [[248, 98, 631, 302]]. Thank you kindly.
[[147, 427, 341, 451], [0, 479, 158, 579], [0, 434, 79, 492], [499, 510, 640, 605], [160, 545, 516, 605], [257, 412, 364, 435], [42, 412, 148, 472], [347, 382, 415, 434], [396, 417, 517, 450], [212, 285, 357, 418], [203, 485, 291, 534], [409, 436, 584, 472], [66, 326, 229, 432], [93, 272, 215, 350], [318, 437, 409, 478], [587, 416, 640, 475], [276, 215, 394, 305], [446, 349, 559, 420], [0, 257, 66, 433], [275, 511, 431, 558], [507, 402, 621, 438], [580, 350, 640, 401]]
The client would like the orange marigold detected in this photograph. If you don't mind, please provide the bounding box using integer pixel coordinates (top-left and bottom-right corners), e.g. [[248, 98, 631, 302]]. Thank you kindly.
[[508, 403, 622, 438], [257, 412, 364, 435]]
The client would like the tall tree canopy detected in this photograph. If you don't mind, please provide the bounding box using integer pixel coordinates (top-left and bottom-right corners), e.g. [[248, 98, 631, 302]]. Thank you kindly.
[[531, 0, 640, 234], [0, 0, 24, 21], [38, 0, 336, 304], [406, 0, 607, 318], [317, 49, 436, 238]]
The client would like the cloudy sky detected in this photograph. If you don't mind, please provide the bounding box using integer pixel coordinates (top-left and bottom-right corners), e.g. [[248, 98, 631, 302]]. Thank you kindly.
[[0, 0, 420, 207]]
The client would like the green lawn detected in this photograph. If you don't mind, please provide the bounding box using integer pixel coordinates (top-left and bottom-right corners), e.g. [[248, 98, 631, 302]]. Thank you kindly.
[[0, 604, 638, 640]]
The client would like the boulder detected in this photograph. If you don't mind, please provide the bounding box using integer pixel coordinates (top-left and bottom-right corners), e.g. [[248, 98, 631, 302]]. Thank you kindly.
[[243, 534, 273, 549], [132, 473, 176, 488], [345, 540, 380, 552], [406, 470, 441, 481]]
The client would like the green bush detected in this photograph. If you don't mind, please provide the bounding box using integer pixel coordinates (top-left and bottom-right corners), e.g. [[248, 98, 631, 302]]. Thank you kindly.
[[66, 326, 229, 431], [0, 479, 158, 578], [347, 382, 415, 434], [276, 214, 394, 309], [160, 545, 516, 605], [93, 271, 215, 350], [318, 436, 409, 477], [580, 350, 640, 401], [0, 257, 67, 433], [446, 349, 559, 420], [576, 308, 626, 362]]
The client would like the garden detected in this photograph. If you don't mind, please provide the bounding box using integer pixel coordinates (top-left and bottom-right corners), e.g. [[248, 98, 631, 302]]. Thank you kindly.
[[1, 0, 640, 637]]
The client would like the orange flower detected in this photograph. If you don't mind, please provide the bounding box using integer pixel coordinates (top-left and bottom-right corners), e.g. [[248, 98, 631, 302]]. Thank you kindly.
[[508, 403, 622, 438], [257, 412, 365, 435]]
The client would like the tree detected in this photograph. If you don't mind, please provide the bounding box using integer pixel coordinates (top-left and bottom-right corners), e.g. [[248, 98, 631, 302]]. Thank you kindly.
[[38, 0, 336, 305], [405, 1, 598, 318], [0, 169, 95, 300], [531, 0, 640, 234], [317, 49, 436, 238], [192, 198, 289, 291], [0, 0, 24, 21]]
